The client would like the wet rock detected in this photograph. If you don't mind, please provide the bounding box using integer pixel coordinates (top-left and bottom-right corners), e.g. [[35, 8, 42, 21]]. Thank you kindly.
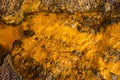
[[22, 30, 35, 38], [71, 50, 82, 57]]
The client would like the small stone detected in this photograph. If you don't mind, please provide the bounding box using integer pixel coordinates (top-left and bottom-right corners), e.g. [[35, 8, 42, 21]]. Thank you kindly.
[[72, 50, 81, 57], [110, 72, 118, 80]]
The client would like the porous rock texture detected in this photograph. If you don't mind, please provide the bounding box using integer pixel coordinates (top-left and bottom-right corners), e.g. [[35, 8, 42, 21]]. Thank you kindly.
[[0, 55, 21, 80], [0, 0, 120, 24]]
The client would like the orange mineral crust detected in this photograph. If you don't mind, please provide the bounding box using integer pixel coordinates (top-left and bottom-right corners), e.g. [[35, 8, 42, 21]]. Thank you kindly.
[[0, 22, 22, 64], [10, 12, 120, 80], [0, 0, 120, 79]]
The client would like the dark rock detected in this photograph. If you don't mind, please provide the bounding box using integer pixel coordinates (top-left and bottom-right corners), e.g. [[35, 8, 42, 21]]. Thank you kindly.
[[22, 30, 35, 37], [0, 0, 120, 24], [0, 45, 9, 65], [0, 55, 21, 80]]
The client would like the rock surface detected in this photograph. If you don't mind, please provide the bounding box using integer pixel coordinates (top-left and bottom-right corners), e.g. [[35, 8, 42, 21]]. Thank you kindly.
[[0, 55, 21, 80], [0, 0, 120, 80], [10, 12, 120, 80], [0, 0, 120, 24]]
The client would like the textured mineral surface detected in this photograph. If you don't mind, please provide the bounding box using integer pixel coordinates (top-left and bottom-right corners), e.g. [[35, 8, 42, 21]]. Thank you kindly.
[[0, 0, 120, 24], [0, 0, 120, 80], [0, 55, 22, 80], [10, 12, 120, 80]]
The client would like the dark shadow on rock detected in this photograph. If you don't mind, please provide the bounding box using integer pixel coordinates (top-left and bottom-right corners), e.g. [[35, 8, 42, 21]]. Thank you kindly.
[[0, 45, 9, 65]]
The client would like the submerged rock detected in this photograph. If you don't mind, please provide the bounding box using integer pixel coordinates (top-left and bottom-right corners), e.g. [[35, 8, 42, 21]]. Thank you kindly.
[[0, 0, 24, 24]]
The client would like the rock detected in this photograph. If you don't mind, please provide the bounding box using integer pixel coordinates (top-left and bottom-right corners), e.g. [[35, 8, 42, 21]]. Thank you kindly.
[[0, 0, 120, 24], [0, 55, 21, 80]]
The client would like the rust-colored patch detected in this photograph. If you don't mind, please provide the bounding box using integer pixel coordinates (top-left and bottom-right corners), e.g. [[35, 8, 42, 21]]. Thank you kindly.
[[0, 22, 22, 64]]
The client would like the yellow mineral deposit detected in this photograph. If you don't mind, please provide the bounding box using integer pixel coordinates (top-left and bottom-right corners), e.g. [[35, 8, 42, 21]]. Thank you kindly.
[[0, 12, 120, 79]]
